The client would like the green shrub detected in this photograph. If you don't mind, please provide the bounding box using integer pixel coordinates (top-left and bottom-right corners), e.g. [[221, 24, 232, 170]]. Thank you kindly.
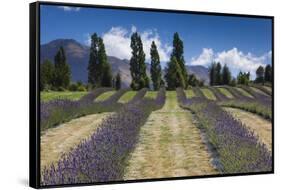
[[77, 86, 87, 91], [69, 83, 78, 91]]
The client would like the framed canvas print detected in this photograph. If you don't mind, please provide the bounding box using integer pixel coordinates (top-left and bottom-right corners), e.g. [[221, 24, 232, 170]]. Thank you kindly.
[[29, 1, 274, 188]]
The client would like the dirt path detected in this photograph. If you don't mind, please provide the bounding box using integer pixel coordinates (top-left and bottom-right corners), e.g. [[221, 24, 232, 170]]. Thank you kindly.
[[123, 92, 217, 180], [40, 113, 111, 171], [224, 107, 272, 151]]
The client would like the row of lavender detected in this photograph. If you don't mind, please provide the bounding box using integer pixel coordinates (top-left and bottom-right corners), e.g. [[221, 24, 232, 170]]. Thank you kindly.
[[195, 86, 272, 120], [220, 86, 272, 120], [177, 88, 272, 174], [40, 88, 140, 131], [41, 88, 166, 186]]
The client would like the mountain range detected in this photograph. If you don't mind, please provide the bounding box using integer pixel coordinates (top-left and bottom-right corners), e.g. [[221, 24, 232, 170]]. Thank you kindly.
[[40, 39, 209, 87]]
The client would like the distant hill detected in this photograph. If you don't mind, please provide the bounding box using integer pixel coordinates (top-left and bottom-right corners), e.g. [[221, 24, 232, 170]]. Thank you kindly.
[[187, 65, 209, 85], [40, 39, 209, 87]]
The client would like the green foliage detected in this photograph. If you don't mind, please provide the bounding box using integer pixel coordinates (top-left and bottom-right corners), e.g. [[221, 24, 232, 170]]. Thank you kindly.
[[255, 66, 265, 84], [188, 74, 204, 87], [88, 33, 112, 87], [209, 62, 224, 86], [40, 59, 54, 91], [170, 32, 188, 88], [53, 47, 71, 89], [264, 64, 272, 83], [69, 83, 78, 91], [215, 62, 222, 85], [77, 85, 87, 92], [68, 81, 87, 92], [129, 32, 149, 90], [165, 57, 185, 90], [209, 62, 216, 86], [237, 71, 250, 85], [150, 41, 162, 90], [88, 33, 99, 86], [230, 78, 237, 86], [115, 72, 121, 90], [222, 64, 231, 85], [209, 62, 231, 86]]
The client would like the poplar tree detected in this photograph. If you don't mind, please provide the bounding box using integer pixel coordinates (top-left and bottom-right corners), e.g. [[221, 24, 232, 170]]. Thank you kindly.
[[150, 41, 162, 90], [264, 64, 272, 83], [88, 33, 112, 87], [222, 64, 231, 85], [98, 38, 112, 87], [170, 32, 188, 88], [40, 59, 54, 91], [165, 56, 185, 90], [88, 33, 99, 87], [129, 32, 149, 90], [255, 66, 265, 84], [53, 47, 70, 89], [115, 72, 121, 90], [215, 62, 222, 85], [209, 62, 216, 86]]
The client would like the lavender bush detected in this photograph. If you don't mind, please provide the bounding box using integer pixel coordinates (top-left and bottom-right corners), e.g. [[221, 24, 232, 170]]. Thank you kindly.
[[220, 86, 272, 120], [251, 85, 271, 96], [177, 88, 272, 174], [41, 88, 121, 131], [41, 89, 166, 186]]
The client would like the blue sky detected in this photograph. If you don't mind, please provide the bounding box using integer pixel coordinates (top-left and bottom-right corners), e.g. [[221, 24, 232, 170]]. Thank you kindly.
[[40, 5, 272, 78]]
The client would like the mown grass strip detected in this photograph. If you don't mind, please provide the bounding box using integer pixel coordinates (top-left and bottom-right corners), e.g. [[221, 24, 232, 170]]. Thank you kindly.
[[41, 91, 88, 102], [201, 88, 216, 101], [217, 87, 233, 98], [144, 91, 158, 99], [118, 91, 137, 103], [185, 89, 195, 98], [95, 91, 116, 102], [177, 88, 272, 174], [250, 87, 268, 96], [219, 100, 272, 120], [235, 87, 254, 98], [41, 89, 166, 185]]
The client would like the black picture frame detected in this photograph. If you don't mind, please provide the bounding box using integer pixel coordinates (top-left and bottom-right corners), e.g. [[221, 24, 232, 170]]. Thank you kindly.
[[30, 1, 274, 189]]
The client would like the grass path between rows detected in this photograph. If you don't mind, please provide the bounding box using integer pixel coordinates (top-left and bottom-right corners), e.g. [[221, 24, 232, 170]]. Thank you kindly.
[[224, 107, 272, 151], [40, 112, 111, 171], [123, 91, 217, 180]]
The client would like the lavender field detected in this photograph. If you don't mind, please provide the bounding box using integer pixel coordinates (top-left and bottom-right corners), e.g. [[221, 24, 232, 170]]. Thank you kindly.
[[40, 85, 272, 185]]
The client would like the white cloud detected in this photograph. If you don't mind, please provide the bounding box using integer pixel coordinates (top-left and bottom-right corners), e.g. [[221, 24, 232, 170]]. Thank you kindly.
[[190, 47, 272, 79], [58, 6, 80, 11], [101, 26, 172, 62], [190, 48, 214, 66]]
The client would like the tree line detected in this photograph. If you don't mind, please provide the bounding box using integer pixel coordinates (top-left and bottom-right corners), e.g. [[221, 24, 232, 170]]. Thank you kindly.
[[209, 62, 272, 86], [41, 31, 204, 91], [42, 31, 272, 92]]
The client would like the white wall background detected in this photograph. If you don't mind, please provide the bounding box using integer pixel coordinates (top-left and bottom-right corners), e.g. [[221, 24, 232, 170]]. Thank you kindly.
[[0, 0, 279, 189]]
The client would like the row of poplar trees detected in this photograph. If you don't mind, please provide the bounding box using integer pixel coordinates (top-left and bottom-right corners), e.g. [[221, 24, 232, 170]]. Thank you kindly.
[[209, 62, 232, 86], [40, 47, 71, 91], [87, 33, 121, 89], [129, 32, 189, 90], [88, 32, 194, 91]]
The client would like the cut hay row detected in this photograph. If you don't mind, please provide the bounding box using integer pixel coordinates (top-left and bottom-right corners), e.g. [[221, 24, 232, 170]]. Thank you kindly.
[[177, 88, 272, 174]]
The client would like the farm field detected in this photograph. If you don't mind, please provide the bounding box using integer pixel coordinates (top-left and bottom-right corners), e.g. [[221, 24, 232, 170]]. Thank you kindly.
[[40, 112, 111, 171], [124, 91, 217, 180], [40, 85, 272, 185], [224, 107, 272, 151]]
